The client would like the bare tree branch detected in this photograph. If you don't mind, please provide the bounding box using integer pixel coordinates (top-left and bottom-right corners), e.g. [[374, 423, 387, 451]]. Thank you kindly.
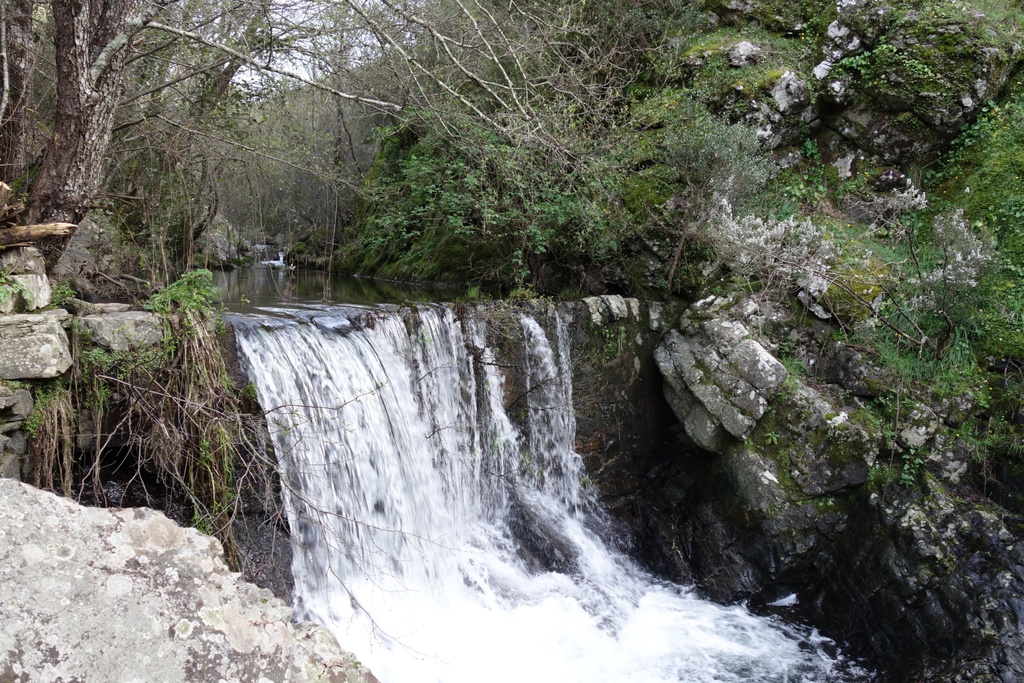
[[145, 20, 403, 112]]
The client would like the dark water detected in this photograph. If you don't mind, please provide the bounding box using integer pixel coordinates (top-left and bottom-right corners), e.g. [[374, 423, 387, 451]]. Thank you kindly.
[[213, 267, 457, 309]]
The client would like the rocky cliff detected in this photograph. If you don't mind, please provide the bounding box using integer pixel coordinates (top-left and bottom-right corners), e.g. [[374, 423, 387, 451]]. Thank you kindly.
[[642, 292, 1024, 681]]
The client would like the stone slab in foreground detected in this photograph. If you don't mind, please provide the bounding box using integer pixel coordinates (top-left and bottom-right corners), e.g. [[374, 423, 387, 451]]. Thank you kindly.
[[0, 479, 375, 683]]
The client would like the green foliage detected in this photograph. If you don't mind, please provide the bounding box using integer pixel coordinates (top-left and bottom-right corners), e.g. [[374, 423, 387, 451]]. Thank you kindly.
[[144, 269, 219, 315], [653, 26, 814, 113], [342, 125, 632, 288], [601, 325, 628, 361], [926, 81, 1024, 358], [458, 284, 486, 302], [25, 383, 76, 496], [900, 447, 924, 487], [700, 0, 830, 35], [831, 0, 1017, 116], [819, 259, 889, 324], [0, 269, 28, 308], [506, 285, 542, 302], [28, 292, 253, 566], [81, 345, 168, 379], [49, 281, 76, 308]]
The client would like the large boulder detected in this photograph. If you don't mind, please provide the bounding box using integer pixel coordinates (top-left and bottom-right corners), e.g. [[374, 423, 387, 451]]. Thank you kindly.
[[644, 288, 1024, 680], [0, 310, 72, 379], [654, 299, 787, 453], [0, 478, 376, 682]]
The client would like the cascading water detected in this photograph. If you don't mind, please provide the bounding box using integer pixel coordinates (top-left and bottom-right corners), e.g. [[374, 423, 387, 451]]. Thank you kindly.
[[233, 303, 871, 683]]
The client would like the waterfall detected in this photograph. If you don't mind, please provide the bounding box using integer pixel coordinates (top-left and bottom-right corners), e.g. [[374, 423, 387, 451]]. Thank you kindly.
[[233, 303, 870, 683]]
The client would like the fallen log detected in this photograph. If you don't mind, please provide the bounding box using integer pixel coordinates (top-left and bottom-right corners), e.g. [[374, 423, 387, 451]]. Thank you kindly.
[[0, 222, 76, 248]]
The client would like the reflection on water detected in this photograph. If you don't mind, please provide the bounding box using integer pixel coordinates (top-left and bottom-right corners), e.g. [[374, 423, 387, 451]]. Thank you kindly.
[[213, 267, 455, 309]]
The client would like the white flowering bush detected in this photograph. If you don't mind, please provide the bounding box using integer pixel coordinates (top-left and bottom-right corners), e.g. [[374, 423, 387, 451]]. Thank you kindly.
[[848, 183, 929, 236], [707, 201, 834, 287], [869, 209, 994, 354], [705, 197, 992, 358], [915, 210, 990, 291]]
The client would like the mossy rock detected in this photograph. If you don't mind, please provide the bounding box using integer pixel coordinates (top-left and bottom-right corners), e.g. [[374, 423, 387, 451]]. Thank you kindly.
[[819, 258, 889, 324], [754, 382, 881, 497], [823, 0, 1022, 160], [702, 0, 832, 33]]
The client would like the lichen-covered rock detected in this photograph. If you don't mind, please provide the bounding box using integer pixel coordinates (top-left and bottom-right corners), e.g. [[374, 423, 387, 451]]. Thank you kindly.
[[52, 215, 118, 280], [0, 310, 73, 379], [0, 449, 19, 479], [897, 402, 940, 449], [705, 0, 830, 33], [764, 384, 879, 496], [64, 297, 132, 316], [654, 307, 787, 453], [0, 384, 33, 421], [812, 480, 1024, 681], [0, 274, 51, 313], [925, 435, 970, 483], [771, 71, 808, 114], [581, 294, 639, 327], [78, 310, 165, 351], [0, 247, 46, 276], [0, 479, 376, 683], [0, 383, 31, 482], [729, 40, 762, 66], [0, 247, 51, 313], [798, 258, 888, 324]]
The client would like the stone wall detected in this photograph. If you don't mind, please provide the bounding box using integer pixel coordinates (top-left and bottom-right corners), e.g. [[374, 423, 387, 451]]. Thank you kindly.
[[0, 246, 165, 483]]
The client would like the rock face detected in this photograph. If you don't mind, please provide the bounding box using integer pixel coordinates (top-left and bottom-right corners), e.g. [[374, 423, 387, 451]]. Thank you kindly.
[[811, 0, 1020, 163], [643, 292, 1024, 681], [52, 215, 118, 281], [699, 0, 1022, 163], [0, 479, 375, 683], [0, 384, 32, 480], [654, 297, 787, 453], [815, 481, 1024, 681], [0, 309, 73, 379], [487, 298, 679, 540]]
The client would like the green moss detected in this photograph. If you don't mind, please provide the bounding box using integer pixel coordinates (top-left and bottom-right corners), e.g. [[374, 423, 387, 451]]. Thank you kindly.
[[831, 0, 1018, 121], [702, 0, 832, 33], [620, 166, 676, 220], [819, 258, 889, 324], [648, 27, 813, 109]]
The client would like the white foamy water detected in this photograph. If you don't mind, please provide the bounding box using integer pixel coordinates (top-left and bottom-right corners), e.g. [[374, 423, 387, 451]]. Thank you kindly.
[[233, 304, 871, 683]]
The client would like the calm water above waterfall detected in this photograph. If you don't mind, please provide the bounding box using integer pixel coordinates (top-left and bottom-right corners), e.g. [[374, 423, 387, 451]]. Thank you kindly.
[[214, 267, 452, 309], [232, 301, 873, 683]]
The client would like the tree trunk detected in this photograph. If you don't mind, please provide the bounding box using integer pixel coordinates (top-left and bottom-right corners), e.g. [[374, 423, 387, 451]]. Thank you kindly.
[[26, 0, 151, 266], [0, 0, 36, 181]]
